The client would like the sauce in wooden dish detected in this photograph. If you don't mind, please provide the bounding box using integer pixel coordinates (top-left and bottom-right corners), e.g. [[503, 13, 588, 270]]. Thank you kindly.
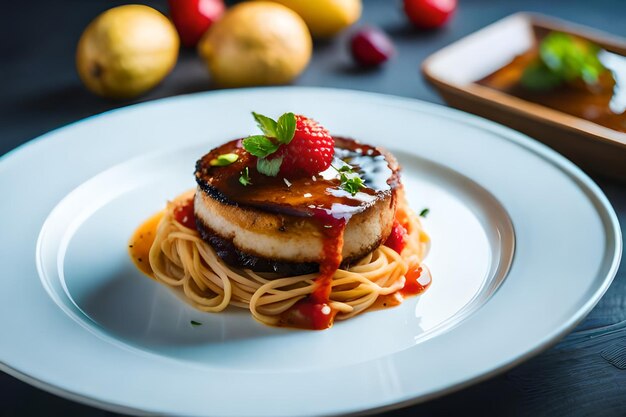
[[477, 37, 626, 132]]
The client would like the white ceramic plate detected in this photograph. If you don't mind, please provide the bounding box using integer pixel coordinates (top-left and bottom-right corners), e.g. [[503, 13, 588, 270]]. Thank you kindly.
[[0, 88, 621, 417]]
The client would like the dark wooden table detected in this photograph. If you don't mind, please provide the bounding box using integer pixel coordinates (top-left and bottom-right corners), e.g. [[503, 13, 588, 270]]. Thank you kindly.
[[2, 0, 625, 416]]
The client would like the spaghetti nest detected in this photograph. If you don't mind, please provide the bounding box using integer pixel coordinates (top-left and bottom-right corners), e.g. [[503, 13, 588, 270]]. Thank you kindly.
[[148, 193, 430, 327]]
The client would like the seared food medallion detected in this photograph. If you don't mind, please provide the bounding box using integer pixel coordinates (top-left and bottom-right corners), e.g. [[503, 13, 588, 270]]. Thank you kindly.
[[129, 112, 431, 330]]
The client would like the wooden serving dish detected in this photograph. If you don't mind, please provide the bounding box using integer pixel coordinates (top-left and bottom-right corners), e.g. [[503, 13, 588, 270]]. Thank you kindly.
[[422, 13, 626, 181]]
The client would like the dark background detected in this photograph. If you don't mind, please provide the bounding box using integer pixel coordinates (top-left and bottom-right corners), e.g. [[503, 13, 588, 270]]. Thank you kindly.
[[2, 0, 625, 416]]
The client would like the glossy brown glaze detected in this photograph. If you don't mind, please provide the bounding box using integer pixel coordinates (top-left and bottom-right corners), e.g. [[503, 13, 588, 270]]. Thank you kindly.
[[195, 137, 400, 216], [477, 44, 626, 132]]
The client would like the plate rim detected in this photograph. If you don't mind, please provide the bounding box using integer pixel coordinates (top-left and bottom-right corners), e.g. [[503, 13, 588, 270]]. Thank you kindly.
[[0, 86, 621, 416]]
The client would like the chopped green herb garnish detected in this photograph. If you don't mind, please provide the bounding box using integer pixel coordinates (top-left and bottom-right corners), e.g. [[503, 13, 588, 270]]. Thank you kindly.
[[190, 320, 202, 326], [341, 174, 365, 195], [239, 167, 252, 186], [332, 164, 365, 196], [521, 32, 607, 91], [419, 208, 430, 218], [210, 153, 239, 166]]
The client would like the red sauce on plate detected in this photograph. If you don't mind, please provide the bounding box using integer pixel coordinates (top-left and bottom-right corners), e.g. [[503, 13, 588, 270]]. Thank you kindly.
[[173, 197, 196, 230], [278, 209, 347, 330], [279, 298, 339, 330], [400, 265, 432, 297], [310, 209, 347, 304], [369, 265, 432, 311]]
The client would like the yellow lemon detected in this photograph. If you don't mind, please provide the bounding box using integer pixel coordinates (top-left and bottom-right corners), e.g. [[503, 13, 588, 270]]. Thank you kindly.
[[198, 2, 312, 88], [265, 0, 362, 38], [76, 5, 179, 99]]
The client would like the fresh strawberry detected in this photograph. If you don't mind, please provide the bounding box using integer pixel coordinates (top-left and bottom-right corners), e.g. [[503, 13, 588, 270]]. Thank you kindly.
[[384, 220, 408, 254], [276, 115, 335, 176], [244, 112, 335, 178]]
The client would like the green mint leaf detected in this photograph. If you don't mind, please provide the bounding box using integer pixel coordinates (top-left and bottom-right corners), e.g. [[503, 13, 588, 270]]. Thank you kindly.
[[210, 153, 239, 166], [338, 165, 352, 172], [276, 112, 296, 144], [239, 167, 252, 186], [252, 112, 278, 137], [419, 208, 430, 218], [242, 135, 279, 158], [257, 156, 283, 177], [190, 320, 202, 326]]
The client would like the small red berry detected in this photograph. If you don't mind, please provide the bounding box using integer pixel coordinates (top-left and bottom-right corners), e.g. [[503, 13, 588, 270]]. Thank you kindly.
[[276, 115, 334, 177], [168, 0, 225, 47], [350, 27, 395, 67], [384, 220, 408, 254], [403, 0, 456, 29]]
